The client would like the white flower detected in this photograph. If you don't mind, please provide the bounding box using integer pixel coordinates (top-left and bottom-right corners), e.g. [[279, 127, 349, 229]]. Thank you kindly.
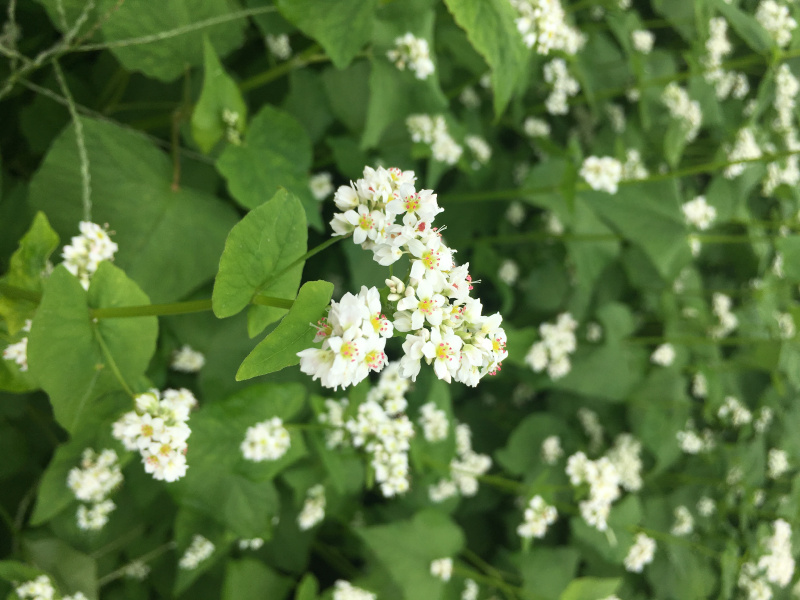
[[725, 128, 762, 178], [179, 534, 215, 569], [718, 395, 752, 427], [238, 537, 265, 550], [524, 117, 550, 138], [631, 29, 655, 53], [651, 343, 675, 367], [498, 259, 519, 285], [418, 402, 449, 442], [682, 196, 717, 230], [580, 156, 623, 194], [697, 496, 715, 517], [430, 557, 453, 582], [517, 495, 557, 539], [711, 292, 738, 338], [757, 519, 795, 587], [62, 221, 118, 289], [525, 313, 578, 379], [333, 580, 376, 600], [77, 499, 116, 530], [662, 83, 702, 143], [387, 33, 435, 79], [543, 58, 580, 114], [3, 336, 29, 371], [461, 579, 479, 600], [624, 533, 656, 572], [266, 34, 291, 60], [506, 202, 526, 226], [769, 448, 790, 479], [607, 434, 643, 492], [465, 135, 492, 169], [170, 345, 205, 373], [241, 417, 291, 462], [756, 0, 797, 47], [671, 505, 694, 536], [122, 561, 151, 580], [15, 575, 56, 600], [510, 0, 585, 55], [541, 435, 563, 465], [298, 484, 326, 530]]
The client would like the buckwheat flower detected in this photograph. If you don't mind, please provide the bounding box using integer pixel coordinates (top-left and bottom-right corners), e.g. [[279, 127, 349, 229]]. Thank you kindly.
[[430, 557, 453, 582], [15, 575, 55, 600], [466, 135, 492, 169], [524, 116, 550, 138], [624, 533, 656, 572], [682, 196, 716, 230], [298, 484, 326, 530], [418, 402, 449, 442], [755, 407, 774, 433], [238, 537, 265, 550], [387, 33, 435, 80], [498, 259, 519, 285], [738, 562, 772, 600], [725, 128, 762, 178], [711, 293, 738, 338], [525, 313, 578, 379], [543, 58, 580, 115], [580, 156, 623, 194], [756, 0, 797, 48], [333, 580, 376, 600], [241, 417, 291, 462], [662, 83, 702, 142], [407, 114, 436, 143], [62, 221, 118, 289], [517, 495, 557, 539], [266, 34, 291, 60], [506, 202, 526, 226], [774, 64, 799, 131], [3, 336, 28, 371], [671, 505, 694, 536], [769, 448, 790, 479], [170, 345, 205, 373], [607, 434, 643, 492], [697, 496, 715, 517], [122, 561, 151, 580], [510, 0, 585, 55], [651, 343, 675, 367], [718, 396, 752, 427], [179, 534, 215, 570], [429, 478, 459, 502], [459, 86, 481, 109], [77, 499, 116, 530], [631, 29, 655, 53], [541, 435, 563, 465], [62, 590, 88, 599], [462, 579, 479, 600], [586, 322, 602, 342], [309, 172, 334, 201], [692, 373, 708, 398], [677, 421, 714, 454]]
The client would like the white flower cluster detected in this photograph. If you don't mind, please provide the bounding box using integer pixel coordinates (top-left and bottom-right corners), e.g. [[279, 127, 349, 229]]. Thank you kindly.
[[238, 537, 264, 551], [387, 33, 435, 80], [15, 575, 55, 600], [309, 172, 334, 201], [3, 318, 31, 372], [266, 34, 291, 60], [462, 579, 479, 600], [62, 221, 118, 290], [178, 534, 215, 570], [607, 433, 643, 492], [298, 484, 326, 530], [662, 83, 702, 143], [406, 115, 463, 165], [676, 420, 715, 454], [756, 0, 797, 48], [671, 505, 694, 536], [516, 495, 557, 539], [622, 148, 648, 180], [697, 496, 716, 517], [606, 103, 626, 133], [309, 166, 507, 390], [682, 195, 717, 230], [112, 388, 196, 482], [566, 452, 621, 531], [725, 128, 762, 178], [170, 344, 205, 373], [631, 29, 655, 54], [332, 580, 376, 600], [430, 557, 453, 582], [717, 395, 752, 427], [774, 64, 799, 132], [541, 435, 564, 465], [650, 343, 675, 367], [498, 259, 520, 286], [222, 109, 242, 145], [578, 407, 603, 452], [544, 58, 580, 115], [240, 417, 291, 462], [524, 312, 578, 379], [122, 561, 151, 580], [739, 519, 795, 599], [418, 402, 449, 442], [465, 135, 492, 169], [703, 18, 749, 100], [580, 156, 623, 194], [429, 422, 492, 502], [67, 448, 123, 531], [523, 116, 550, 138], [711, 292, 738, 338], [510, 0, 585, 55], [768, 448, 790, 479], [624, 532, 656, 573]]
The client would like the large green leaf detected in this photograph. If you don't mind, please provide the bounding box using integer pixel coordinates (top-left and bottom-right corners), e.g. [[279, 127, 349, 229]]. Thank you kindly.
[[26, 264, 157, 434], [222, 559, 293, 600], [212, 189, 307, 333], [28, 118, 239, 303], [519, 547, 580, 600], [277, 0, 377, 69], [191, 36, 248, 153], [236, 280, 333, 381], [23, 538, 98, 600], [96, 0, 246, 82], [559, 577, 621, 600], [442, 0, 526, 117]]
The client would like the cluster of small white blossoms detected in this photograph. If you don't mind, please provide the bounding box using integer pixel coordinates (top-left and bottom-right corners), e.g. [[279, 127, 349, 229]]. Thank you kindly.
[[622, 148, 649, 181], [607, 434, 643, 492], [429, 422, 492, 502], [67, 448, 123, 531], [298, 484, 326, 530], [662, 83, 702, 143], [465, 135, 492, 170], [631, 29, 655, 54], [703, 17, 749, 100], [682, 195, 717, 230], [178, 534, 215, 570], [509, 0, 585, 55], [516, 495, 557, 540], [498, 259, 519, 286], [418, 402, 449, 442], [462, 579, 479, 600], [756, 0, 797, 48], [543, 58, 580, 115], [739, 519, 795, 599], [406, 115, 463, 165], [170, 344, 205, 373], [717, 395, 752, 428], [332, 580, 376, 600], [523, 116, 550, 138], [541, 435, 564, 465], [387, 33, 435, 80], [676, 419, 715, 454], [62, 221, 118, 290], [238, 537, 264, 551], [265, 34, 291, 60], [579, 156, 623, 194], [309, 172, 334, 201], [3, 318, 31, 372], [711, 292, 738, 338], [13, 576, 88, 600], [624, 532, 656, 573], [725, 128, 762, 178], [774, 64, 799, 132], [240, 417, 291, 462], [524, 312, 578, 379], [297, 483, 326, 531], [671, 505, 694, 536], [112, 388, 196, 482], [768, 448, 790, 479], [222, 109, 242, 145], [430, 557, 453, 582], [302, 166, 508, 390], [566, 453, 620, 531], [650, 343, 675, 367]]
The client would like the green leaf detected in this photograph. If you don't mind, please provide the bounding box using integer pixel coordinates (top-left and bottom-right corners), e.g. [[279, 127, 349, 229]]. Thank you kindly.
[[96, 0, 246, 82], [24, 538, 98, 600], [519, 547, 580, 600], [442, 0, 526, 117], [0, 561, 46, 585], [223, 559, 293, 600], [358, 509, 464, 599], [559, 577, 621, 600], [26, 264, 157, 434], [28, 117, 239, 303], [495, 414, 571, 477], [714, 0, 774, 55], [294, 574, 319, 600], [192, 36, 248, 153], [277, 0, 377, 69], [212, 189, 307, 329], [236, 280, 334, 381]]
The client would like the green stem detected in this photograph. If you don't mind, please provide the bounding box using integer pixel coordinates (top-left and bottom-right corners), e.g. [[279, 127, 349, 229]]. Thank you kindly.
[[0, 282, 41, 302], [91, 299, 213, 319], [254, 234, 347, 297], [92, 324, 135, 397], [98, 541, 176, 587]]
